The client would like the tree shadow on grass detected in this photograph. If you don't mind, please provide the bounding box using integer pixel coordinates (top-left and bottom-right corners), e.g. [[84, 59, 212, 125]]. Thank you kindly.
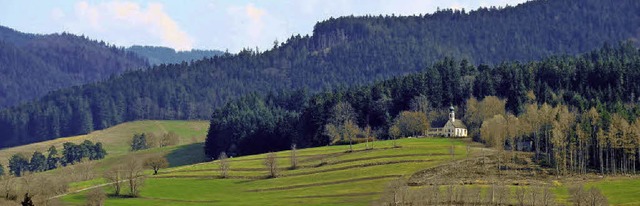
[[165, 143, 208, 167]]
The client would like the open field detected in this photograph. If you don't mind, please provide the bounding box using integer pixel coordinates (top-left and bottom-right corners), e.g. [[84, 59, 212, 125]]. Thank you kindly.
[[0, 120, 209, 167], [61, 138, 471, 205], [4, 121, 640, 205], [58, 136, 640, 205]]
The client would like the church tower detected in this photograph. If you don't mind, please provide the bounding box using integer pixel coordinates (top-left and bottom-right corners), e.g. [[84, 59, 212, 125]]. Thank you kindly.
[[449, 106, 455, 122]]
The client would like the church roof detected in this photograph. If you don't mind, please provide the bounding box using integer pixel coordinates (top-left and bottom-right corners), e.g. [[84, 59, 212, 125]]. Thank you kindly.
[[434, 119, 467, 129], [451, 120, 467, 129]]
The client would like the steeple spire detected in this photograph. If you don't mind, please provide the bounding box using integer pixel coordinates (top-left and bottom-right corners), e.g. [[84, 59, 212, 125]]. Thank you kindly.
[[449, 106, 455, 122]]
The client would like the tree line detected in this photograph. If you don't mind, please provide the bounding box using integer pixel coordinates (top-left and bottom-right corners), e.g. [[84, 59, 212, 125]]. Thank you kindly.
[[7, 140, 106, 177], [376, 179, 607, 206], [126, 45, 223, 66], [205, 43, 640, 159], [477, 96, 640, 175], [130, 132, 181, 151], [3, 0, 640, 149]]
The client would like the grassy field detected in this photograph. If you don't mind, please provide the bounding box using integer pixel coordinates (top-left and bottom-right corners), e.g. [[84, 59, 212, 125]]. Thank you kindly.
[[0, 120, 209, 167], [583, 177, 640, 205], [62, 138, 470, 206], [6, 120, 640, 205]]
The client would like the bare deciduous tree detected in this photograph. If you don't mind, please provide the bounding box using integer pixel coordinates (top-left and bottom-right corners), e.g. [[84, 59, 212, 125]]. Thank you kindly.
[[160, 132, 180, 147], [146, 133, 159, 148], [363, 126, 373, 150], [377, 178, 408, 206], [74, 160, 95, 181], [85, 187, 106, 206], [542, 185, 555, 206], [569, 184, 587, 206], [586, 187, 609, 206], [124, 157, 145, 197], [104, 165, 123, 196], [218, 152, 229, 178], [0, 174, 16, 200], [264, 152, 278, 178], [570, 184, 609, 206], [515, 186, 527, 206], [290, 144, 298, 170]]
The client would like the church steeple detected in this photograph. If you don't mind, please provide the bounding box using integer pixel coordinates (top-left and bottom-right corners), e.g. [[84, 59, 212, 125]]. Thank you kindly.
[[449, 106, 455, 122]]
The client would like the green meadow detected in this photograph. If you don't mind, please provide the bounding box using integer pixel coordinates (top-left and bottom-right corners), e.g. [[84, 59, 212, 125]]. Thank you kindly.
[[62, 138, 468, 205]]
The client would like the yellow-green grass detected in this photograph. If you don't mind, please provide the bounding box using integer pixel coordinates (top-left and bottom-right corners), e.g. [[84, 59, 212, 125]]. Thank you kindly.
[[581, 177, 640, 205], [63, 138, 469, 205], [0, 120, 209, 167]]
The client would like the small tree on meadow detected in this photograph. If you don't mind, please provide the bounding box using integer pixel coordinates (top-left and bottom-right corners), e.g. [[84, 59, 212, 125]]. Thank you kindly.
[[264, 152, 278, 178], [160, 132, 180, 147], [85, 187, 106, 206], [0, 173, 15, 200], [364, 125, 373, 150], [130, 133, 149, 151], [218, 152, 229, 178], [290, 144, 298, 169], [143, 155, 169, 175], [124, 157, 145, 197], [389, 125, 401, 148], [378, 178, 408, 206], [104, 165, 123, 196]]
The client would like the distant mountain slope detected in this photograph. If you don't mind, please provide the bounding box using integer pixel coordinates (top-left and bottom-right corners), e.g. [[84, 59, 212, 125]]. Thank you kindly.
[[1, 0, 640, 148], [127, 45, 224, 65], [0, 26, 149, 108]]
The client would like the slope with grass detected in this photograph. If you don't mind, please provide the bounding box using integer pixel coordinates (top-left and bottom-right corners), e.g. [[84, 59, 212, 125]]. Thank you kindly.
[[61, 138, 471, 206], [0, 120, 209, 170]]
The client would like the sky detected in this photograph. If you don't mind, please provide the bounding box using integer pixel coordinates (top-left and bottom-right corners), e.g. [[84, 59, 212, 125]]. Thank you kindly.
[[0, 0, 528, 52]]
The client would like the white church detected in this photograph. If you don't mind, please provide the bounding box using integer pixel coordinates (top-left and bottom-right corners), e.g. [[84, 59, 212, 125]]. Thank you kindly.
[[427, 106, 467, 137]]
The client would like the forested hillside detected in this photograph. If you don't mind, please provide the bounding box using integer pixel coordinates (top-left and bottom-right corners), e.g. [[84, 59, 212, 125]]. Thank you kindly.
[[126, 45, 224, 65], [204, 43, 640, 158], [0, 26, 149, 108], [2, 0, 640, 148]]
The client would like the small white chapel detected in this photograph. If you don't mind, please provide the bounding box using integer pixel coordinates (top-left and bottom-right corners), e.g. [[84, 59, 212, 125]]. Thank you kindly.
[[427, 106, 467, 137]]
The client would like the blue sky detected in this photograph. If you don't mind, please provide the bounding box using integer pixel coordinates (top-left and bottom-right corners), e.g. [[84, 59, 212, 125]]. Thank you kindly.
[[0, 0, 528, 52]]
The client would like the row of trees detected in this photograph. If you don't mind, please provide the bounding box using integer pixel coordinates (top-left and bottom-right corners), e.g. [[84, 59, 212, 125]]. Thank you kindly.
[[7, 140, 106, 176], [481, 103, 640, 175], [0, 159, 99, 205], [104, 156, 146, 197], [206, 43, 640, 159], [216, 144, 301, 179], [3, 0, 640, 148], [376, 179, 607, 206], [130, 132, 180, 151]]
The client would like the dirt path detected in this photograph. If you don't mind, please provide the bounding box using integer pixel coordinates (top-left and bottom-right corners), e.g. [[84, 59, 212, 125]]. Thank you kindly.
[[48, 179, 126, 200]]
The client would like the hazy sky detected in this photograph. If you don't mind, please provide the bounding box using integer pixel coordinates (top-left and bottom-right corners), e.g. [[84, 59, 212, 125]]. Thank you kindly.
[[0, 0, 528, 52]]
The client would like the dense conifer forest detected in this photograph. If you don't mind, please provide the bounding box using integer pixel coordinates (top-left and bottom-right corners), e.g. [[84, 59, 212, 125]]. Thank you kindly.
[[2, 0, 640, 148], [204, 43, 640, 156], [0, 26, 149, 108], [126, 45, 224, 66]]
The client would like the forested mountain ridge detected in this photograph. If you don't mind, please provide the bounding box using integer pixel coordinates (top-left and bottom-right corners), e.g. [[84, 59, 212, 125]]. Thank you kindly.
[[126, 45, 224, 66], [2, 0, 640, 148], [0, 26, 149, 108], [205, 43, 640, 159]]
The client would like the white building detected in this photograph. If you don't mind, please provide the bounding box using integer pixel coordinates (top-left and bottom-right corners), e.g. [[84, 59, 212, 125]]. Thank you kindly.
[[427, 106, 467, 137]]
